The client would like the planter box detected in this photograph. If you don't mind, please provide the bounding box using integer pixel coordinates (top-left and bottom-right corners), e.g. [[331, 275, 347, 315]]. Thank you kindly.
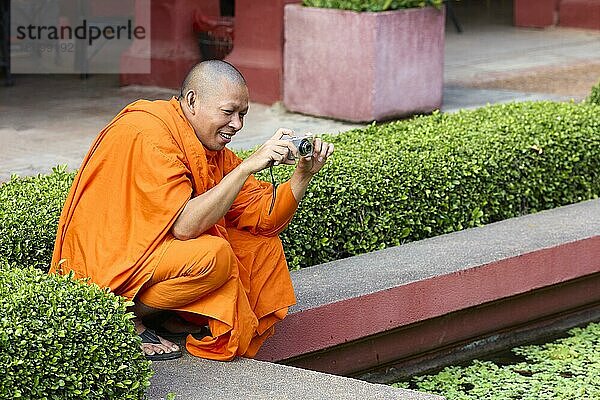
[[283, 4, 445, 122]]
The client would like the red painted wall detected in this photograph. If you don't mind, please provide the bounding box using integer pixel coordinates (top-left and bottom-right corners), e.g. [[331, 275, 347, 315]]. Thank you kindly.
[[120, 0, 220, 88], [225, 0, 300, 104], [257, 236, 600, 364], [514, 0, 600, 29], [559, 0, 600, 29], [514, 0, 559, 27], [90, 0, 135, 17]]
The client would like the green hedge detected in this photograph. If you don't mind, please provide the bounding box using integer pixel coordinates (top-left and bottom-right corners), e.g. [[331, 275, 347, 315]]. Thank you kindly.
[[0, 263, 152, 399], [0, 165, 75, 272], [588, 80, 600, 105], [394, 322, 600, 399], [302, 0, 442, 12], [1, 101, 599, 271], [263, 101, 600, 269]]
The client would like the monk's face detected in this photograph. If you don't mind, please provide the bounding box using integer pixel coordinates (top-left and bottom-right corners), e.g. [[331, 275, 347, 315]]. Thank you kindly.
[[186, 79, 249, 151]]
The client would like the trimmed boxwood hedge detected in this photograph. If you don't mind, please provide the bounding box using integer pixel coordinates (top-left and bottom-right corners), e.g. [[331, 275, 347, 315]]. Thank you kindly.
[[0, 263, 152, 399], [264, 101, 600, 269], [302, 0, 443, 12], [0, 101, 599, 271], [0, 165, 75, 272]]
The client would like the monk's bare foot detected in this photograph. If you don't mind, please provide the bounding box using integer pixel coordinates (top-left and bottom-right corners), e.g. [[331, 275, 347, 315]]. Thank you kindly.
[[133, 318, 180, 358]]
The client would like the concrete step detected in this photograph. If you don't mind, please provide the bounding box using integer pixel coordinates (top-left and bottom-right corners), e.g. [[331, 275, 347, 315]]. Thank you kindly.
[[148, 354, 443, 400]]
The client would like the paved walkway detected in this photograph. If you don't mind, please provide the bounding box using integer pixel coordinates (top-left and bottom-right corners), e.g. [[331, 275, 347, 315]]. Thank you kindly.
[[0, 76, 363, 180], [1, 14, 599, 181]]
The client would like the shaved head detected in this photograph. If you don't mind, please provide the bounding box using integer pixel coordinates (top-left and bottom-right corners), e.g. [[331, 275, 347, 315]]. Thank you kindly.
[[180, 60, 246, 102], [178, 60, 249, 151]]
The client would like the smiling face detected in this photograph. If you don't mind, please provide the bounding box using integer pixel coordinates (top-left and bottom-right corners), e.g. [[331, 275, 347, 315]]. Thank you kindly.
[[181, 77, 249, 151]]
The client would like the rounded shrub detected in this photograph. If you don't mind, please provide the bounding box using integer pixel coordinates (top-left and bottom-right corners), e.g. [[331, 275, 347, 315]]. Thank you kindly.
[[0, 165, 75, 272], [0, 264, 152, 399]]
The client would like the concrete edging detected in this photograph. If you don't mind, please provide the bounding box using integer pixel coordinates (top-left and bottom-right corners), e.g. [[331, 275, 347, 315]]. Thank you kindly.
[[256, 199, 600, 376]]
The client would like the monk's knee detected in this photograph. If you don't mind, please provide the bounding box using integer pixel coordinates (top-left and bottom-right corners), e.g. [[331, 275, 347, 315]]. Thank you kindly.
[[198, 236, 235, 287]]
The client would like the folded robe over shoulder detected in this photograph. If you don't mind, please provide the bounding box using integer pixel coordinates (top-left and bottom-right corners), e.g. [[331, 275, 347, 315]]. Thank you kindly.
[[51, 97, 298, 360]]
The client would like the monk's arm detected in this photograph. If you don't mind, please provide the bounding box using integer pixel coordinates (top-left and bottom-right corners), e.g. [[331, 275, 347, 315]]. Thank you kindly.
[[172, 165, 253, 240], [289, 169, 313, 203], [226, 139, 333, 237], [173, 131, 298, 240]]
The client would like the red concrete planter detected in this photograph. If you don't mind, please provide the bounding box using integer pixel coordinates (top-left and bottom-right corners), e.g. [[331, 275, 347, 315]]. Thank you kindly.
[[283, 4, 445, 122], [514, 0, 559, 28]]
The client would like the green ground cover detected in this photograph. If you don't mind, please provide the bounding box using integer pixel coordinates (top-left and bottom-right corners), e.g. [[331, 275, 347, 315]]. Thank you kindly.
[[393, 321, 600, 400]]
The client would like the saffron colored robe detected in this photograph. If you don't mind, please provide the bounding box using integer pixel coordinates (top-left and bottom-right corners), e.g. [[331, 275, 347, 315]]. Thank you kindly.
[[50, 97, 297, 360]]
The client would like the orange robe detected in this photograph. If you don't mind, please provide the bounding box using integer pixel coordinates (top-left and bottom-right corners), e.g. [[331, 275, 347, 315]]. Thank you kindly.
[[50, 97, 297, 360]]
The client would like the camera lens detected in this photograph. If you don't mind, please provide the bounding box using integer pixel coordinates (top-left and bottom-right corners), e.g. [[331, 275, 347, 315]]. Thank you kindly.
[[298, 139, 313, 157]]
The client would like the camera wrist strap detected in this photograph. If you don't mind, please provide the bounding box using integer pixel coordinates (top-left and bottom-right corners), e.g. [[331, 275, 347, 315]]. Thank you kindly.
[[268, 165, 278, 215]]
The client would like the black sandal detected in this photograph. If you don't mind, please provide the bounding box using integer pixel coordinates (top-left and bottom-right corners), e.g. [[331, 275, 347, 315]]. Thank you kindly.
[[139, 328, 182, 361]]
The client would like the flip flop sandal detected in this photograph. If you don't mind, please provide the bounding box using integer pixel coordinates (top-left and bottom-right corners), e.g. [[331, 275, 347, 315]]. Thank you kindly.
[[139, 328, 182, 361], [141, 313, 184, 341]]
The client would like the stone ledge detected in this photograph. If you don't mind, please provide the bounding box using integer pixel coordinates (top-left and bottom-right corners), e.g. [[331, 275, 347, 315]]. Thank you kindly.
[[256, 199, 600, 364], [148, 354, 443, 400]]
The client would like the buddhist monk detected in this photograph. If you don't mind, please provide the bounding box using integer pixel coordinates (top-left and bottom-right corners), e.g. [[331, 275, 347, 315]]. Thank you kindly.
[[50, 60, 334, 361]]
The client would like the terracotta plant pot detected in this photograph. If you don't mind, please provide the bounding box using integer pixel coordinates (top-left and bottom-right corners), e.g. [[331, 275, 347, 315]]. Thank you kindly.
[[283, 4, 445, 122]]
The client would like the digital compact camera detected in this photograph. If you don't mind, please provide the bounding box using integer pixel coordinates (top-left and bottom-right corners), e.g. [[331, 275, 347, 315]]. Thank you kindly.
[[281, 134, 313, 160]]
